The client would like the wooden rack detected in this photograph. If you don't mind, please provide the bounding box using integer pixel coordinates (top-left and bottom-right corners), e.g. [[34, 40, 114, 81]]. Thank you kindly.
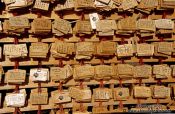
[[0, 3, 175, 114]]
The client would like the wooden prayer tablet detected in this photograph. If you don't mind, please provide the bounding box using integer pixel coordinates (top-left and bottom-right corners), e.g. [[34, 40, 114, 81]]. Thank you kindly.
[[55, 0, 74, 11], [30, 88, 48, 105], [152, 86, 170, 99], [157, 42, 173, 56], [51, 90, 71, 104], [118, 16, 137, 30], [136, 43, 154, 56], [74, 65, 95, 80], [9, 16, 30, 28], [5, 93, 26, 107], [117, 44, 134, 57], [93, 88, 113, 101], [153, 64, 171, 79], [3, 44, 28, 58], [6, 0, 34, 10], [113, 87, 130, 100], [31, 18, 51, 35], [74, 0, 94, 11], [30, 68, 49, 82], [120, 0, 138, 10], [50, 65, 73, 82], [75, 42, 95, 60], [137, 0, 158, 9], [5, 90, 26, 107], [96, 41, 116, 56], [69, 87, 91, 102], [4, 17, 30, 34], [134, 65, 152, 79], [29, 42, 49, 58], [96, 20, 117, 36], [116, 64, 134, 79], [6, 69, 26, 84], [89, 13, 100, 29], [134, 86, 151, 98], [3, 20, 25, 34], [155, 19, 174, 29], [74, 20, 93, 35], [160, 0, 175, 8], [33, 0, 50, 11], [153, 42, 172, 57], [95, 65, 115, 80], [6, 0, 34, 11], [52, 19, 72, 36], [137, 19, 156, 31], [50, 42, 75, 58]]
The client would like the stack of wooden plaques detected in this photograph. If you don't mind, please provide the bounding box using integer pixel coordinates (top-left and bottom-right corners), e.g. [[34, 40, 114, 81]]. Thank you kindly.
[[1, 0, 175, 114]]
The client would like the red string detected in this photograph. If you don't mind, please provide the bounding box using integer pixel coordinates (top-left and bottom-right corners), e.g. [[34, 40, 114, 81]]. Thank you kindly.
[[139, 57, 143, 65], [80, 36, 85, 42], [37, 82, 42, 114], [100, 79, 104, 88], [14, 107, 22, 114], [100, 36, 107, 41], [15, 85, 19, 93], [119, 100, 123, 109], [80, 80, 84, 89], [157, 79, 162, 85], [99, 102, 102, 107], [137, 99, 141, 108], [38, 83, 42, 93], [12, 12, 18, 16], [119, 79, 122, 87], [99, 79, 104, 108], [142, 14, 148, 19], [139, 79, 142, 86], [14, 37, 18, 44], [60, 37, 64, 41], [37, 105, 42, 114], [162, 11, 167, 19], [156, 98, 160, 104], [37, 12, 42, 18], [81, 12, 85, 21], [79, 82, 84, 112], [121, 37, 125, 44], [59, 59, 63, 68], [59, 82, 63, 92], [122, 13, 127, 18], [59, 104, 64, 114], [100, 58, 104, 65], [58, 59, 63, 92], [119, 79, 123, 109], [59, 12, 64, 19], [80, 102, 84, 112]]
